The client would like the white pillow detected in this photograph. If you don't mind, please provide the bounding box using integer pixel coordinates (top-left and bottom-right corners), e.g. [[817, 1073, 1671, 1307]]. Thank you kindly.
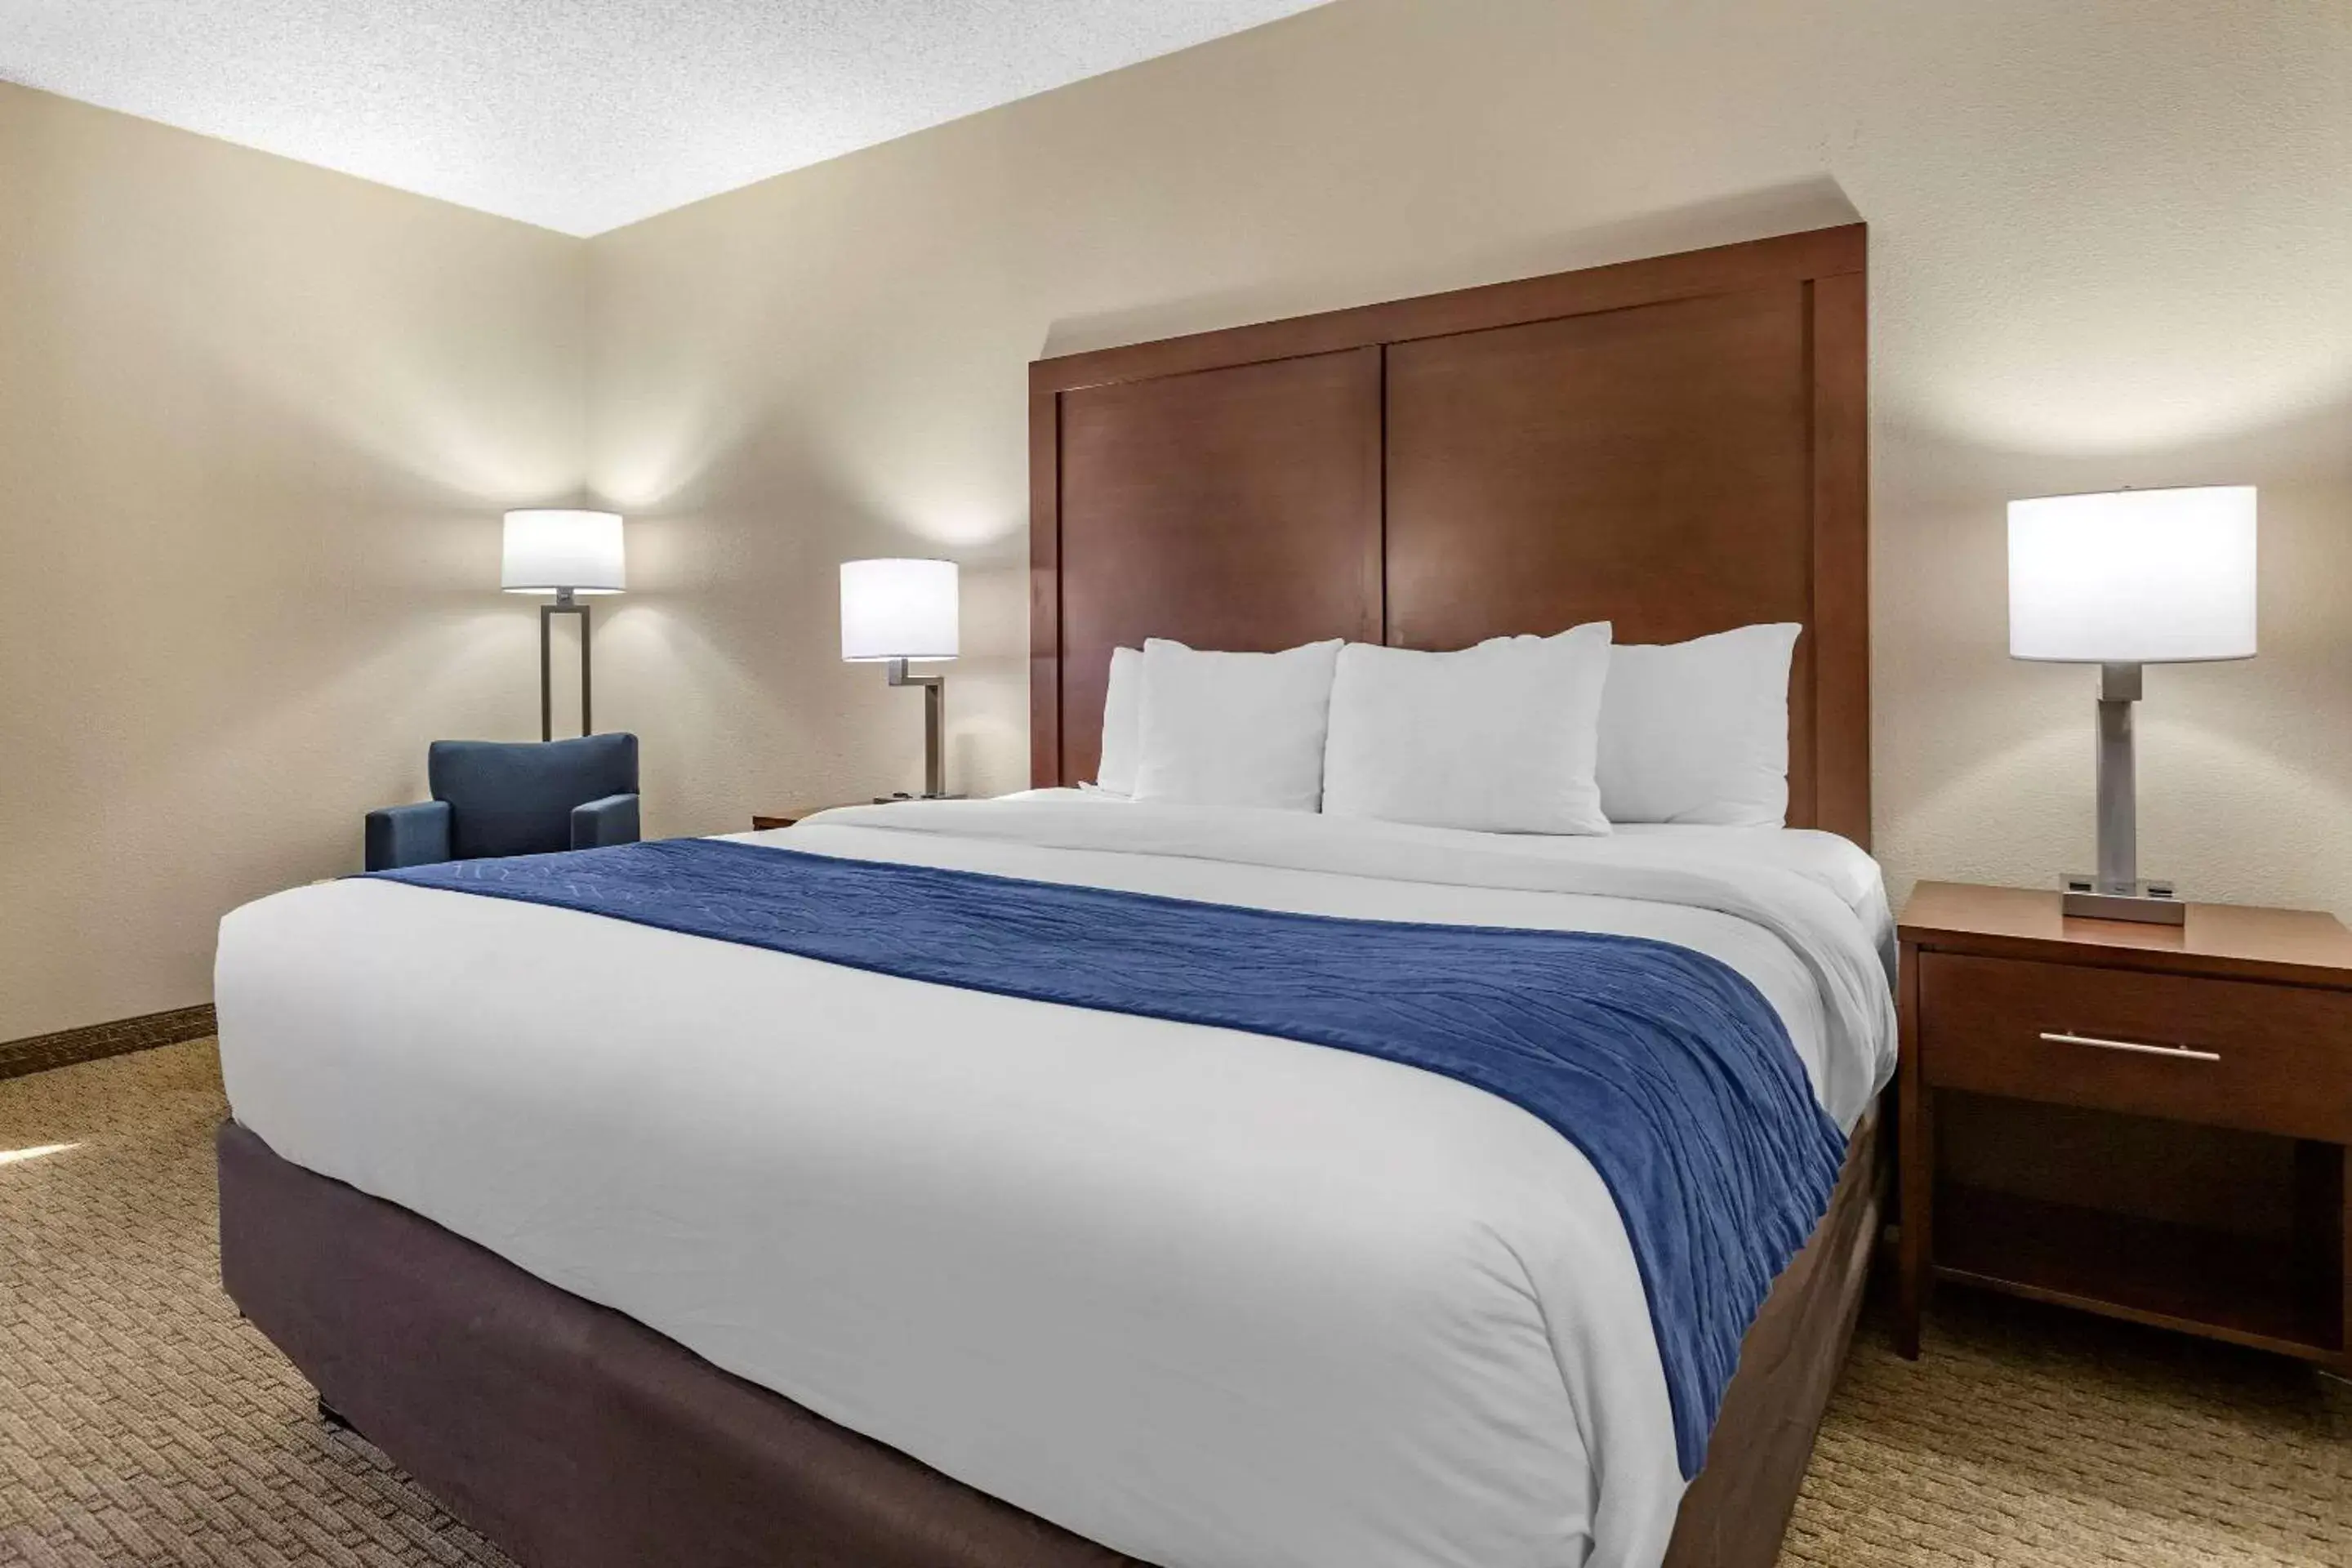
[[1134, 639, 1343, 812], [1094, 645, 1142, 795], [1597, 623, 1802, 826], [1322, 623, 1614, 835]]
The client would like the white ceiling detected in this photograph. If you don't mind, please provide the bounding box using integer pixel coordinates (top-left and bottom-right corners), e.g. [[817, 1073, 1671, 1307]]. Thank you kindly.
[[0, 0, 1330, 236]]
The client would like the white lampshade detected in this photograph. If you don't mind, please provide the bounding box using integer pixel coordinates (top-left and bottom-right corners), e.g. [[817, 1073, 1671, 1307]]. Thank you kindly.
[[2008, 486, 2256, 663], [501, 510, 626, 594], [841, 558, 959, 662]]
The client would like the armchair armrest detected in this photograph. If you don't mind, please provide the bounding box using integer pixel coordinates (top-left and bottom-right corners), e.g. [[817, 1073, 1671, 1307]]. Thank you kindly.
[[365, 800, 454, 871], [571, 792, 640, 851]]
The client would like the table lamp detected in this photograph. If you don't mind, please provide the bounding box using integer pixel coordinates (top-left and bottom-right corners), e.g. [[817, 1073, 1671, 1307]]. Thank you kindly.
[[841, 558, 960, 799], [503, 509, 626, 741], [2008, 484, 2256, 923]]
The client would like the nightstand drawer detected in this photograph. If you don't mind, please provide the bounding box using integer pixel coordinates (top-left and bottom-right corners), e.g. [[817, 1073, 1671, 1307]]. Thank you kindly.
[[1919, 952, 2352, 1141]]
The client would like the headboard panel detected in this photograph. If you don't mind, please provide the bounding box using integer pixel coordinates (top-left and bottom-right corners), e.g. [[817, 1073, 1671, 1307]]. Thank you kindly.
[[1029, 225, 1870, 844], [1052, 349, 1384, 777]]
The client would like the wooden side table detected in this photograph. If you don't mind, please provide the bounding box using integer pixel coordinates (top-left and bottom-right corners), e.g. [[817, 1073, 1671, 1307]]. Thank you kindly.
[[753, 795, 954, 831], [1896, 882, 2352, 1368], [750, 805, 861, 831]]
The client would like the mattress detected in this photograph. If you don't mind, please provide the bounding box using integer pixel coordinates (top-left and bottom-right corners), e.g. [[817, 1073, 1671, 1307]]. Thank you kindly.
[[214, 795, 1897, 1568]]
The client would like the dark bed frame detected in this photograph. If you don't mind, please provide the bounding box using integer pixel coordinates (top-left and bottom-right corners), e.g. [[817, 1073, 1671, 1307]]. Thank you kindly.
[[220, 224, 1879, 1568]]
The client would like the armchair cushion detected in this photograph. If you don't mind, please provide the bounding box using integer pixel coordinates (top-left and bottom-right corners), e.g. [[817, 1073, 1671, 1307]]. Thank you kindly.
[[571, 792, 641, 850], [364, 800, 454, 872], [430, 733, 639, 860]]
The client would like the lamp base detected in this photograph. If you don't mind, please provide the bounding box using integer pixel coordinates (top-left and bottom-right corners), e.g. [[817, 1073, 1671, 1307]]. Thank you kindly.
[[2059, 874, 2185, 926]]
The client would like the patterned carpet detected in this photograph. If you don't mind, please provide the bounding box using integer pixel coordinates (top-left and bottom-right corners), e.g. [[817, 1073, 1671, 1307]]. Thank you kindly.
[[1, 1041, 2345, 1567]]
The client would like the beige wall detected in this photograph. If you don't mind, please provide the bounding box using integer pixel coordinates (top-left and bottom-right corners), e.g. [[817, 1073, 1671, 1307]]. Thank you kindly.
[[0, 82, 587, 1040], [586, 0, 2352, 918]]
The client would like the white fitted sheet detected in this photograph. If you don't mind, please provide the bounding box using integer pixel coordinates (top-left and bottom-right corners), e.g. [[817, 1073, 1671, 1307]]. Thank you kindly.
[[216, 797, 1895, 1568]]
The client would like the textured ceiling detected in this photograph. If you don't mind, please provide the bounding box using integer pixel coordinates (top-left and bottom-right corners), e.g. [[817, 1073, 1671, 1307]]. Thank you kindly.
[[0, 0, 1330, 235]]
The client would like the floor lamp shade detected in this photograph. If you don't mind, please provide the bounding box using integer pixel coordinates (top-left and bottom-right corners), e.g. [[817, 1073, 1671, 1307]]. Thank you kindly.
[[501, 510, 625, 741], [501, 510, 627, 595], [841, 559, 960, 798], [2006, 484, 2257, 922]]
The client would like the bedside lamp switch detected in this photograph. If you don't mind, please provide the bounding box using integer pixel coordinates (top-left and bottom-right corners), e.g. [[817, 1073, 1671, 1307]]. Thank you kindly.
[[2060, 870, 2184, 924]]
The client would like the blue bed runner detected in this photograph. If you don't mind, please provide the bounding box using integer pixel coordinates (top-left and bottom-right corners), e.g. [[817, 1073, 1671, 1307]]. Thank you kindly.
[[377, 837, 1849, 1477]]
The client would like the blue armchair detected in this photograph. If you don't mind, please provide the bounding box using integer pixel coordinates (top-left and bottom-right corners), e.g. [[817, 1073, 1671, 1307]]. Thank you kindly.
[[365, 733, 641, 871]]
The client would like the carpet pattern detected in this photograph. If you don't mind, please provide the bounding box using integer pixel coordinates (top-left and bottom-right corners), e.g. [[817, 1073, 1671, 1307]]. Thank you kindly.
[[2, 1040, 2345, 1567], [0, 1042, 510, 1568]]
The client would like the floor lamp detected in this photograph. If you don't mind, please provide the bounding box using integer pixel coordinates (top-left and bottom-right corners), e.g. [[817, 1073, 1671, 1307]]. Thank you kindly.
[[503, 510, 626, 741]]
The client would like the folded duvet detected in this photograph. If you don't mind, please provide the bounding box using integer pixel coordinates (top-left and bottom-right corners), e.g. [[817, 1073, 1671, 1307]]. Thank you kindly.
[[378, 837, 1851, 1476], [218, 796, 1898, 1568]]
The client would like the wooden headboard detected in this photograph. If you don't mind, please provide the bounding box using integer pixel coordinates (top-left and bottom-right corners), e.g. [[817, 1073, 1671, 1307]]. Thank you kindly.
[[1028, 224, 1869, 844]]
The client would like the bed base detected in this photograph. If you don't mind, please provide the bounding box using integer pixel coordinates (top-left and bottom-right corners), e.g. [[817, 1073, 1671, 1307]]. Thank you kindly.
[[218, 1107, 1880, 1568]]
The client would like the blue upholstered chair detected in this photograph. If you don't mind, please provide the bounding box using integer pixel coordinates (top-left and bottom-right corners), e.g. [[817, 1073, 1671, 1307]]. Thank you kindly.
[[364, 733, 641, 871]]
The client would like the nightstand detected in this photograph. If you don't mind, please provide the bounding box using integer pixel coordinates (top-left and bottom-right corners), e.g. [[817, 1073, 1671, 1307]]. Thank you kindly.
[[753, 795, 958, 831], [749, 806, 858, 831], [1896, 882, 2352, 1368]]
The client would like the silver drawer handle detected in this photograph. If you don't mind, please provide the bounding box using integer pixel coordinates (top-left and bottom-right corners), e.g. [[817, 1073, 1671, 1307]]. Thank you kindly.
[[2039, 1030, 2220, 1062]]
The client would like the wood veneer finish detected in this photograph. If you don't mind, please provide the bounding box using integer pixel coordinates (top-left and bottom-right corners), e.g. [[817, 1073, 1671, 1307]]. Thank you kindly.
[[1048, 349, 1383, 787], [0, 1002, 217, 1082], [1383, 285, 1823, 818], [1932, 1183, 2341, 1362], [1897, 882, 2352, 1366], [1030, 225, 1866, 394], [1028, 223, 1872, 844], [1901, 880, 2352, 987], [751, 809, 855, 831], [1922, 953, 2352, 1143], [1805, 271, 1871, 840]]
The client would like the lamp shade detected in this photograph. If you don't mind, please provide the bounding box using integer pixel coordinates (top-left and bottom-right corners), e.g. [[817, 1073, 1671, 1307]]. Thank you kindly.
[[501, 510, 626, 594], [2007, 485, 2256, 663], [841, 558, 959, 662]]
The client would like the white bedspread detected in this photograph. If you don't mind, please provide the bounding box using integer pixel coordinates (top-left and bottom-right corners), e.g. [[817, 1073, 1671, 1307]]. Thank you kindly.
[[215, 795, 1896, 1568]]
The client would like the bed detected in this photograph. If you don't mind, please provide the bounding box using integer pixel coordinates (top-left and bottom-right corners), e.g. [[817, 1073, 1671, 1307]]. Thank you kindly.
[[216, 223, 1879, 1568]]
